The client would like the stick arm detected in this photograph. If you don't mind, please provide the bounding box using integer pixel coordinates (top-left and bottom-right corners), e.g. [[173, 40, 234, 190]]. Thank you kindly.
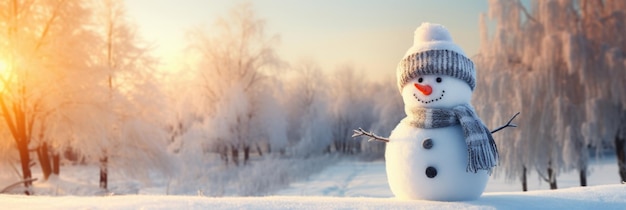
[[491, 112, 520, 134], [352, 128, 390, 143]]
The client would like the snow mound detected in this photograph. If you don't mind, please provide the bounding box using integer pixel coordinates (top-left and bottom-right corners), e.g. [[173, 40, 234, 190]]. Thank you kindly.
[[0, 185, 624, 209]]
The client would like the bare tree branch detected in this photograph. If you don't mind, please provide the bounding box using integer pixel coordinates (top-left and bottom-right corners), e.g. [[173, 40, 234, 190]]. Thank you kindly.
[[0, 96, 18, 141], [0, 178, 38, 193], [491, 112, 520, 134], [536, 168, 550, 183], [352, 128, 389, 143], [34, 0, 67, 53], [515, 0, 539, 24]]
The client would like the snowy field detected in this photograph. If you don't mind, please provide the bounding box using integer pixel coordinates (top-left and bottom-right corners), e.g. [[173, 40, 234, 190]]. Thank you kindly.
[[276, 157, 620, 197], [2, 185, 626, 210], [1, 157, 625, 209]]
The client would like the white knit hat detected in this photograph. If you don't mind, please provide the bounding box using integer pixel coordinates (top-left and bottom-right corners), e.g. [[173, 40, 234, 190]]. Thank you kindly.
[[397, 22, 476, 91]]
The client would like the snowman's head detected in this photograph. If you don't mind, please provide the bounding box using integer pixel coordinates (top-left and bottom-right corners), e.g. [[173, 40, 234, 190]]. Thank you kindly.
[[401, 75, 472, 110], [396, 23, 476, 112]]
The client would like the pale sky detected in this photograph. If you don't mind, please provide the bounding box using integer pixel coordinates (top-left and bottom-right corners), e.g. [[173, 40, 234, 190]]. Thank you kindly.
[[125, 0, 488, 81]]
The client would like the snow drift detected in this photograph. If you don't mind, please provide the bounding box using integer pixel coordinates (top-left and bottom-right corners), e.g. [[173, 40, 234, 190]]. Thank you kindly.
[[1, 184, 624, 209]]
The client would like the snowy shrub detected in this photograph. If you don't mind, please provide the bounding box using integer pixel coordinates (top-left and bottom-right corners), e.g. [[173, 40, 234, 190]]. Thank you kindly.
[[168, 153, 336, 196]]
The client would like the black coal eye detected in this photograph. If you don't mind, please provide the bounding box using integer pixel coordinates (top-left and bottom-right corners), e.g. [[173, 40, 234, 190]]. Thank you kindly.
[[418, 77, 423, 83], [436, 77, 442, 83]]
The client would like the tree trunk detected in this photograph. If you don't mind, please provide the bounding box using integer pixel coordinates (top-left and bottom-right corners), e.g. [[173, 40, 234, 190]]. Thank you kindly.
[[548, 167, 557, 190], [16, 139, 32, 195], [52, 153, 60, 176], [522, 166, 528, 192], [231, 147, 239, 166], [99, 156, 108, 190], [256, 144, 263, 157], [243, 146, 250, 165], [220, 146, 229, 165], [616, 135, 626, 183], [579, 169, 587, 186], [36, 142, 52, 180], [12, 104, 33, 195]]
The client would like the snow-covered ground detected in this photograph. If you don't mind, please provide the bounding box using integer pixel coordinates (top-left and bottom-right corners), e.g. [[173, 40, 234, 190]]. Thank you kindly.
[[1, 184, 625, 209], [1, 157, 625, 209], [276, 157, 621, 196]]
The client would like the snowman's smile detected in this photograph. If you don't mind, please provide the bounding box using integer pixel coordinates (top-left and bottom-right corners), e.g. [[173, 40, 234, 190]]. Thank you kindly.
[[413, 90, 445, 104]]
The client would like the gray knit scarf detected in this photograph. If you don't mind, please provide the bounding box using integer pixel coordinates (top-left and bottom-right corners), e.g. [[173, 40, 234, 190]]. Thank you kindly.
[[403, 104, 498, 173]]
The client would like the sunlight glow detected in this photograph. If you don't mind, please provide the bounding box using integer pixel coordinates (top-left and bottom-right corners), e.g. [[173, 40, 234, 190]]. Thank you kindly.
[[0, 59, 6, 73], [0, 59, 11, 91]]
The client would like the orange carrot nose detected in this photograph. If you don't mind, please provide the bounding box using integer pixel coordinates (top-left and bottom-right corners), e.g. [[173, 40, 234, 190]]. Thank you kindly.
[[414, 83, 432, 95]]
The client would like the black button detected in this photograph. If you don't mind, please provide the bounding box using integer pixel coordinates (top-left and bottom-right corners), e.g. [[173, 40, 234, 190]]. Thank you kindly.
[[426, 166, 437, 178], [422, 138, 433, 149]]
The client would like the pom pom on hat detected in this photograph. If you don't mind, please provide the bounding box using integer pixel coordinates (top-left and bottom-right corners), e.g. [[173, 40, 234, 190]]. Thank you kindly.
[[397, 22, 476, 91]]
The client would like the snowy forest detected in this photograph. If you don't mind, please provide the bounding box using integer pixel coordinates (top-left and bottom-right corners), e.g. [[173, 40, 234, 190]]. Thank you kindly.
[[474, 0, 626, 191], [0, 0, 625, 196]]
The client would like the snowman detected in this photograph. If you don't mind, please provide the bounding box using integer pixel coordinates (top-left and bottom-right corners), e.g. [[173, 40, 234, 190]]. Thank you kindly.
[[354, 23, 517, 201]]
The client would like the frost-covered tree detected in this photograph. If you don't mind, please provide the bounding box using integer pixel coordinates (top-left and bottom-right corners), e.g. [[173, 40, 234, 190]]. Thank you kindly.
[[328, 65, 376, 154], [475, 0, 626, 190], [281, 60, 333, 157], [87, 0, 173, 190], [183, 2, 283, 165], [0, 0, 98, 194], [0, 0, 172, 194]]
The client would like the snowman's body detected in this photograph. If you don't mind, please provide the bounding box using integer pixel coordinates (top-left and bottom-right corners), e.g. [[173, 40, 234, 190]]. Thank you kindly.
[[386, 123, 489, 201]]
